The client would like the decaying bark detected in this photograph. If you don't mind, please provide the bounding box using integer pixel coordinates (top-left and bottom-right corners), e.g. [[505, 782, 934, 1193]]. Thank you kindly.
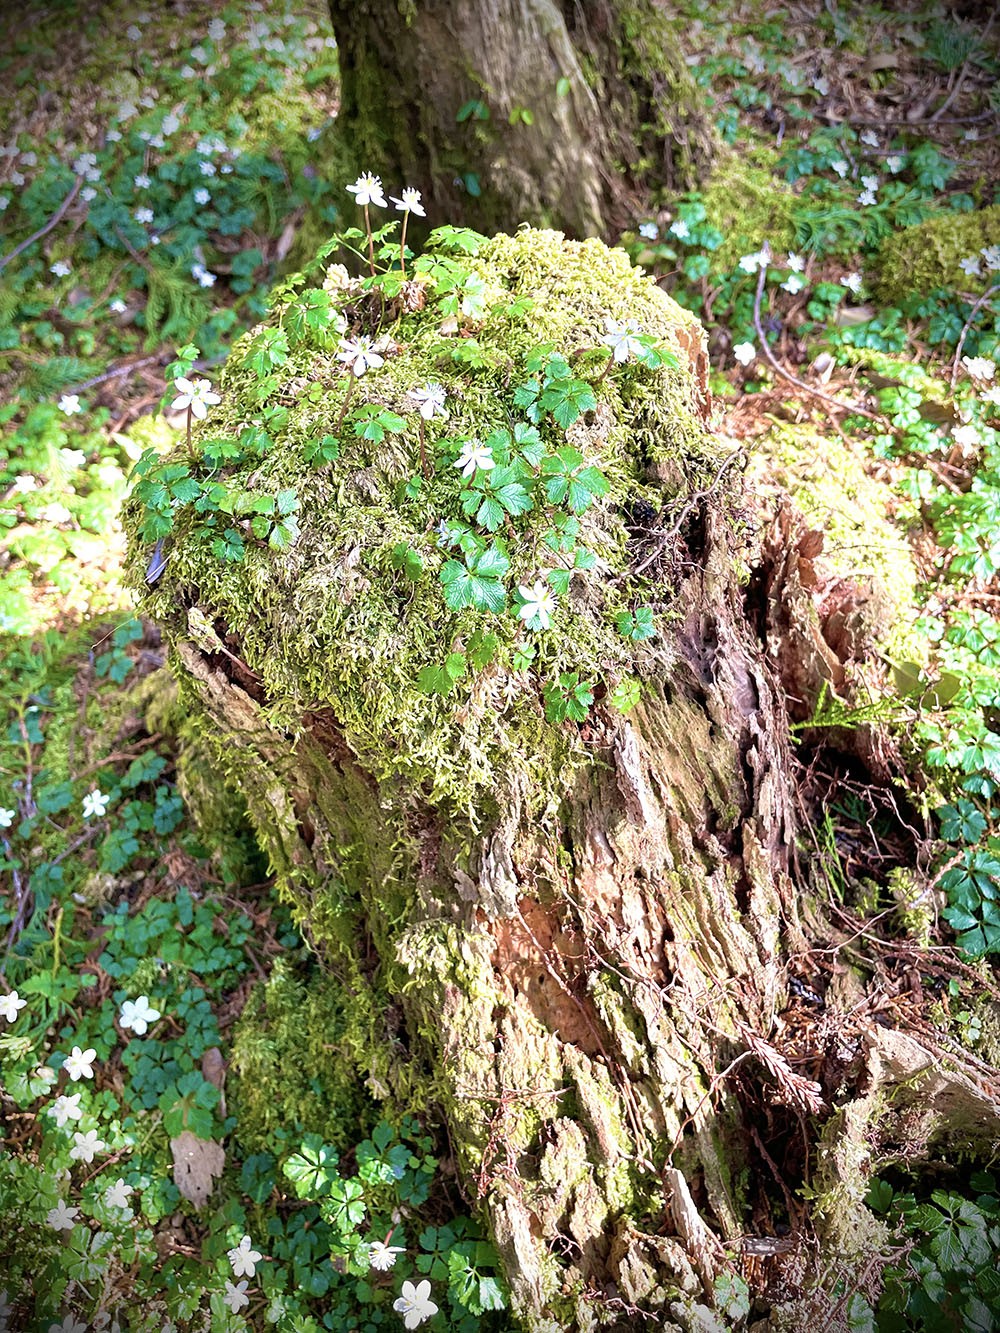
[[324, 0, 718, 237]]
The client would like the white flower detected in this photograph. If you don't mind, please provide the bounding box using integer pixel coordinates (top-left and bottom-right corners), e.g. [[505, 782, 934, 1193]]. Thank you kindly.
[[48, 1315, 86, 1333], [109, 298, 127, 314], [601, 317, 645, 363], [453, 439, 494, 478], [639, 221, 659, 240], [58, 394, 82, 416], [63, 1046, 97, 1082], [170, 377, 221, 419], [368, 1240, 405, 1271], [346, 173, 387, 208], [408, 383, 447, 420], [857, 188, 877, 206], [192, 266, 216, 288], [208, 18, 226, 39], [886, 154, 904, 173], [223, 1281, 250, 1314], [964, 127, 979, 142], [982, 384, 1000, 407], [199, 160, 216, 177], [517, 579, 557, 631], [228, 1235, 264, 1278], [393, 1279, 438, 1330], [982, 246, 1000, 272], [42, 503, 72, 525], [0, 807, 14, 828], [786, 253, 804, 272], [9, 171, 24, 186], [117, 100, 137, 119], [49, 1093, 83, 1128], [80, 187, 96, 202], [104, 1178, 133, 1210], [842, 272, 863, 295], [179, 65, 196, 78], [120, 995, 161, 1035], [72, 152, 96, 174], [336, 336, 384, 376], [963, 356, 996, 381], [668, 220, 689, 240], [61, 448, 86, 469], [50, 260, 72, 278], [82, 789, 108, 818], [194, 187, 211, 205], [0, 195, 9, 211], [134, 207, 154, 224], [733, 342, 756, 366], [126, 24, 141, 39], [959, 256, 983, 278], [953, 423, 981, 448], [106, 128, 121, 142], [390, 187, 425, 216], [738, 250, 767, 273], [0, 992, 26, 1023], [162, 112, 181, 136], [830, 158, 849, 177], [46, 1201, 80, 1231], [70, 1128, 105, 1163], [861, 174, 880, 191], [781, 273, 805, 294], [134, 173, 151, 190], [860, 129, 879, 147]]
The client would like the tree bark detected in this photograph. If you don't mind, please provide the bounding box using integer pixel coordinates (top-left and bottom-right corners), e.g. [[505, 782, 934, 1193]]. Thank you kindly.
[[324, 0, 718, 237]]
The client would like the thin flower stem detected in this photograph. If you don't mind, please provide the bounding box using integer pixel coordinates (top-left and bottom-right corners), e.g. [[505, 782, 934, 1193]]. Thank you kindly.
[[364, 203, 375, 276], [186, 405, 195, 461], [335, 371, 357, 434], [417, 417, 430, 478], [399, 212, 409, 279]]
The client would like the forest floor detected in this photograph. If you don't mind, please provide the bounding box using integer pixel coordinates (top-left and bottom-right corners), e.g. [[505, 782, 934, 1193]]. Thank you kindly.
[[1, 1, 999, 1330]]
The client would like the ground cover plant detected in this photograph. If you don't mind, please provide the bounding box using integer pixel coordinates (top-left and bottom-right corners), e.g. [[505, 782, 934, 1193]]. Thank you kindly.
[[2, 1, 1000, 1329]]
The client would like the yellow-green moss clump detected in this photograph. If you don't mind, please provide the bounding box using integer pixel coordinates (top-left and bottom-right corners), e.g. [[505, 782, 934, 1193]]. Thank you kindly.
[[125, 228, 721, 823], [748, 419, 921, 661], [873, 204, 1000, 305], [695, 149, 798, 270]]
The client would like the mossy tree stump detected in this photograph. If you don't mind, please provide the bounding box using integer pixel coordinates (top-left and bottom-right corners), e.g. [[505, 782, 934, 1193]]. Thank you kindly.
[[125, 229, 1000, 1329]]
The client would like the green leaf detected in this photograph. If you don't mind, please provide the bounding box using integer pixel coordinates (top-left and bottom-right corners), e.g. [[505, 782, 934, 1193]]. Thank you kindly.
[[417, 654, 467, 695], [610, 677, 642, 713]]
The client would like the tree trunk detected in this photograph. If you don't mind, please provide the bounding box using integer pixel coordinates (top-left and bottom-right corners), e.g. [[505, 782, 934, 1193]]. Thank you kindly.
[[127, 226, 1000, 1330], [323, 0, 718, 237]]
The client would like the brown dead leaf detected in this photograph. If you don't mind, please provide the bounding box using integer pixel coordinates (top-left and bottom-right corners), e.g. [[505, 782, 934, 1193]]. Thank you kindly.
[[170, 1131, 225, 1208]]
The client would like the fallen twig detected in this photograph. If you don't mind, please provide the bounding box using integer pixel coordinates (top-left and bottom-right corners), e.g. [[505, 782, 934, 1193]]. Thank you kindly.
[[0, 174, 81, 272]]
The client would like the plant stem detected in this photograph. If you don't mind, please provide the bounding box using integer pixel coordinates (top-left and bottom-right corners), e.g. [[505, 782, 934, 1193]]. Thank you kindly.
[[417, 417, 430, 478], [335, 371, 357, 434], [364, 203, 375, 276], [399, 212, 409, 279]]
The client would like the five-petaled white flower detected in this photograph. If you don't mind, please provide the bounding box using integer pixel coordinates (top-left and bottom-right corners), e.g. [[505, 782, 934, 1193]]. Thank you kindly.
[[963, 356, 995, 381], [109, 298, 127, 314], [46, 1200, 80, 1231], [368, 1239, 405, 1271], [336, 336, 384, 376], [70, 1128, 105, 1163], [191, 263, 216, 288], [208, 18, 226, 39], [517, 580, 557, 631], [953, 423, 980, 448], [668, 220, 689, 240], [733, 342, 756, 367], [0, 992, 26, 1023], [781, 273, 805, 294], [104, 1178, 133, 1210], [228, 1235, 263, 1278], [886, 154, 904, 173], [170, 377, 221, 419], [134, 173, 151, 190], [983, 245, 1000, 272], [50, 260, 72, 277], [639, 221, 659, 240], [391, 187, 425, 216], [738, 250, 768, 274], [58, 394, 82, 415], [860, 174, 879, 192], [134, 206, 154, 224], [857, 188, 877, 207], [82, 789, 108, 819], [0, 807, 14, 828], [346, 173, 387, 208], [842, 272, 863, 295], [393, 1279, 438, 1330], [601, 317, 646, 363], [787, 253, 804, 272], [830, 158, 849, 178], [223, 1281, 250, 1314], [860, 129, 879, 147], [982, 384, 1000, 407], [49, 1093, 83, 1128], [63, 1046, 97, 1081], [959, 256, 982, 278], [120, 996, 161, 1035], [408, 383, 447, 420], [194, 187, 211, 205], [453, 439, 494, 478]]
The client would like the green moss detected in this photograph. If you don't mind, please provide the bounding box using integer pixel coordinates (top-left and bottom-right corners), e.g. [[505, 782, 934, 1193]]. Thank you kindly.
[[695, 149, 798, 270], [125, 228, 719, 826], [873, 205, 1000, 305], [748, 419, 922, 661], [229, 956, 374, 1154]]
